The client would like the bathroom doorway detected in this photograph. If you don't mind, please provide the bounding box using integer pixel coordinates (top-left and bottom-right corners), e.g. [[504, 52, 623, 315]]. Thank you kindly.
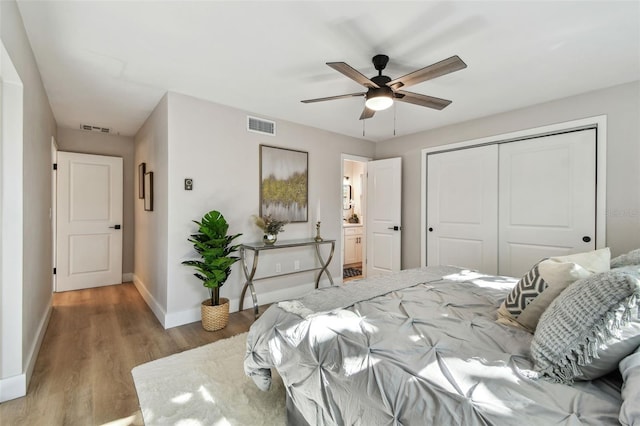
[[341, 155, 369, 282]]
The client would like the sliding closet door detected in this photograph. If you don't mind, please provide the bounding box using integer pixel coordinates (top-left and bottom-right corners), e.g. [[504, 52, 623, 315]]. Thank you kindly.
[[498, 129, 596, 277], [426, 145, 498, 274]]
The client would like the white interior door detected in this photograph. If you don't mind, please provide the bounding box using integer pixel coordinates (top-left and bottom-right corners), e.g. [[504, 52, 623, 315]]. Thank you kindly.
[[366, 157, 402, 276], [499, 129, 596, 277], [56, 151, 123, 292], [427, 145, 499, 274]]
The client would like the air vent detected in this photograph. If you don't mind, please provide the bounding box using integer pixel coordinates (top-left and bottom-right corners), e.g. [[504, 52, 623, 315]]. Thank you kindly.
[[247, 116, 276, 136], [80, 124, 111, 134]]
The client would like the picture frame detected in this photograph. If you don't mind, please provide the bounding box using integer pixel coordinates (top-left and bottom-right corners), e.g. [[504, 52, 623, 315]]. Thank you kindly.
[[138, 162, 146, 199], [259, 145, 308, 222], [144, 171, 153, 212]]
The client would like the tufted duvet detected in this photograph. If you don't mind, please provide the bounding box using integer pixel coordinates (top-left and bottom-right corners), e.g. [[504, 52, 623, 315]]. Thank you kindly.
[[244, 266, 622, 425]]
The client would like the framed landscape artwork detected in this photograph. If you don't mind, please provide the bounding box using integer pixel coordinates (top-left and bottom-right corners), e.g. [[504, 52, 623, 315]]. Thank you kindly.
[[259, 145, 308, 222]]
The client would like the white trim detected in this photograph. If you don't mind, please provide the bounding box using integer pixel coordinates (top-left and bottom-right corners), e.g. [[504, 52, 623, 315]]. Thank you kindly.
[[24, 300, 52, 390], [0, 298, 49, 403], [163, 281, 317, 329], [340, 154, 371, 279], [1, 42, 24, 388], [420, 115, 608, 266], [132, 274, 167, 327], [51, 137, 58, 292], [0, 373, 26, 403]]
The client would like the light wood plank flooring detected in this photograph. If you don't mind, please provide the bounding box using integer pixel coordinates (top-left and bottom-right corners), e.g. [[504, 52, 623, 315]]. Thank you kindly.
[[0, 283, 260, 425]]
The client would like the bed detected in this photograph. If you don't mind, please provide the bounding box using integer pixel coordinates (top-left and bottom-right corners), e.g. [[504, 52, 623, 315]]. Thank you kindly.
[[244, 258, 640, 425]]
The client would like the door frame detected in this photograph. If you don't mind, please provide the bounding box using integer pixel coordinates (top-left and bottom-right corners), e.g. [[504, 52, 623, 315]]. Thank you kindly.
[[341, 153, 371, 282], [51, 137, 58, 291], [420, 115, 607, 267]]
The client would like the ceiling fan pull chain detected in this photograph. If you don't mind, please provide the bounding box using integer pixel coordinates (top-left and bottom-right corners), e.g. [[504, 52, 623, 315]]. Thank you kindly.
[[393, 102, 397, 136]]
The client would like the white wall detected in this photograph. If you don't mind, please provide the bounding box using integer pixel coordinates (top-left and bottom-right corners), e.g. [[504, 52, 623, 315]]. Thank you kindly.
[[375, 80, 640, 268], [56, 127, 135, 277], [135, 91, 375, 328], [1, 0, 57, 401]]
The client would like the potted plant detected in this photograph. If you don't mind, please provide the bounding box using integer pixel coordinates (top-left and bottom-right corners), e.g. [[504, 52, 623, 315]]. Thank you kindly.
[[182, 210, 242, 331]]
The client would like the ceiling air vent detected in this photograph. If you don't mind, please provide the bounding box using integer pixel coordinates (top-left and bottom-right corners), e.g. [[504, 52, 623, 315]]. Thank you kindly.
[[247, 116, 276, 136], [80, 124, 111, 134]]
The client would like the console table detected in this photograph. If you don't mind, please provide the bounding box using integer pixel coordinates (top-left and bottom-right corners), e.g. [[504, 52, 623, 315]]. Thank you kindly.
[[239, 238, 335, 318]]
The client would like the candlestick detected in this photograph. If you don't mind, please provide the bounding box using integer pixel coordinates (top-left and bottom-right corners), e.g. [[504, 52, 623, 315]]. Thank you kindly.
[[314, 221, 323, 242]]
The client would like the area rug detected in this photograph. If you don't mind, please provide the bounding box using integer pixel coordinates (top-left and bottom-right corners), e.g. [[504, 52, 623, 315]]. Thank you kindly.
[[131, 332, 285, 425]]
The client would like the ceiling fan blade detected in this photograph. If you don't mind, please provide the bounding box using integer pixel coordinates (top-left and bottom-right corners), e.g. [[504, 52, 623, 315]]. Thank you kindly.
[[327, 62, 379, 89], [359, 107, 376, 120], [395, 91, 452, 110], [387, 55, 467, 90], [301, 92, 366, 103]]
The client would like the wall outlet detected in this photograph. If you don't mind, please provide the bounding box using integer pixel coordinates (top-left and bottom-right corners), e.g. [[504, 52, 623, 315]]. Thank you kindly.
[[294, 260, 300, 270], [275, 263, 282, 273]]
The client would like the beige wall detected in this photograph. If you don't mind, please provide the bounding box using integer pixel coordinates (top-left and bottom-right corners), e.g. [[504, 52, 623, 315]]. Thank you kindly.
[[134, 94, 169, 321], [135, 91, 375, 327], [375, 80, 640, 269], [1, 0, 57, 399], [56, 127, 135, 275]]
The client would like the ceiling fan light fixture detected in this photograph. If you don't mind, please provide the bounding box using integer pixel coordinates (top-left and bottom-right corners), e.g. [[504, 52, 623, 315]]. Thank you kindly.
[[365, 87, 394, 111]]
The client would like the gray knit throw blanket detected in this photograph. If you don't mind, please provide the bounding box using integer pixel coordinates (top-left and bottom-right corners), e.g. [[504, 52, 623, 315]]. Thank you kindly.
[[531, 268, 640, 383]]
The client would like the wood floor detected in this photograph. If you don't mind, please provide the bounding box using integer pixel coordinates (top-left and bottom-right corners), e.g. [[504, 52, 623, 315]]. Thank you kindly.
[[0, 283, 260, 426]]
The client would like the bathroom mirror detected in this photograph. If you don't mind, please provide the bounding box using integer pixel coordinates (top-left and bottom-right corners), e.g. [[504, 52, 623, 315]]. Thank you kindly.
[[343, 184, 352, 210]]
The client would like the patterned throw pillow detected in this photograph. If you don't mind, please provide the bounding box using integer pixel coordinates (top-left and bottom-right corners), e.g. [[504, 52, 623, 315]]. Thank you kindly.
[[496, 248, 611, 332], [531, 267, 640, 383]]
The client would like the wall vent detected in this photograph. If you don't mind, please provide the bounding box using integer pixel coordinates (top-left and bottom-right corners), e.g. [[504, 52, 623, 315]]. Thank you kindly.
[[80, 124, 111, 134], [247, 116, 276, 136]]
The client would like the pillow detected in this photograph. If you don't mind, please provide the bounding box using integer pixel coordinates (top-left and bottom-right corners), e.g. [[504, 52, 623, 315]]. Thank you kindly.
[[612, 248, 640, 269], [496, 248, 611, 332], [531, 267, 640, 383], [619, 346, 640, 426]]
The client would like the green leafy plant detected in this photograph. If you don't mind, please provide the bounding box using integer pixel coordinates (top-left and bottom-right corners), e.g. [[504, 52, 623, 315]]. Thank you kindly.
[[182, 210, 242, 306]]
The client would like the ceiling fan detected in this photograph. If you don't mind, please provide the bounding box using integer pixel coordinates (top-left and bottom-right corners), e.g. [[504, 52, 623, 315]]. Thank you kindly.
[[301, 54, 467, 120]]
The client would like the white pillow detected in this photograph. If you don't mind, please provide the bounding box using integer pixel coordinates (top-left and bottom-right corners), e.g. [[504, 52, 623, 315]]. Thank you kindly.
[[497, 248, 611, 332]]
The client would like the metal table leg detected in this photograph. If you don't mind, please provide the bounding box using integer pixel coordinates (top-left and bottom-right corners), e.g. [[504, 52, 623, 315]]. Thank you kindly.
[[314, 241, 335, 288], [239, 247, 260, 318]]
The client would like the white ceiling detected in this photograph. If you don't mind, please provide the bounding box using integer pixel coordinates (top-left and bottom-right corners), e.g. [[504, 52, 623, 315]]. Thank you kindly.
[[16, 1, 640, 142]]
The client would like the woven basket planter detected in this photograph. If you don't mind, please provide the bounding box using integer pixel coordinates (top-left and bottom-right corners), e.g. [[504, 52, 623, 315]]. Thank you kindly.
[[201, 298, 230, 331]]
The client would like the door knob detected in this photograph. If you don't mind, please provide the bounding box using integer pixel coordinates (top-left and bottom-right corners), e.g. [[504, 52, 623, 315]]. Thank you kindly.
[[428, 227, 433, 232], [387, 226, 401, 231], [109, 224, 121, 230], [582, 236, 591, 243]]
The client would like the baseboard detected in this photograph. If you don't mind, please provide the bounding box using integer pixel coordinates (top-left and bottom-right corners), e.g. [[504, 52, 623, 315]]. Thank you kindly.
[[163, 281, 317, 329], [0, 296, 52, 403], [0, 373, 26, 402], [122, 272, 133, 283], [25, 296, 52, 387], [132, 274, 167, 328]]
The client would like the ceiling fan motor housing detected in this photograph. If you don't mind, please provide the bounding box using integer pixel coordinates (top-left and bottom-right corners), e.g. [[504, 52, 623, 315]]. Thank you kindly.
[[372, 54, 389, 72]]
